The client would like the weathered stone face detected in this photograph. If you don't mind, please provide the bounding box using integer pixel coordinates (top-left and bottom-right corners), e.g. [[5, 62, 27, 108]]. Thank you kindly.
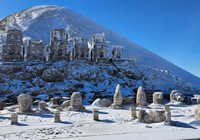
[[113, 84, 123, 106], [70, 92, 82, 107], [18, 94, 32, 112], [153, 92, 163, 104], [136, 86, 146, 106], [170, 90, 184, 103]]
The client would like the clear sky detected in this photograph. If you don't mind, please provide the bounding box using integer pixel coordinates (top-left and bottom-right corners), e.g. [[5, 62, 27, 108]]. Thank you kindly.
[[0, 0, 200, 78]]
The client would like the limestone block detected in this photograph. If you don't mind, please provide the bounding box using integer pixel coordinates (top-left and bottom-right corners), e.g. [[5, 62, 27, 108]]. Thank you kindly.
[[18, 94, 32, 112], [11, 113, 18, 125], [113, 84, 123, 106], [130, 107, 136, 118], [153, 92, 163, 104], [136, 86, 146, 106]]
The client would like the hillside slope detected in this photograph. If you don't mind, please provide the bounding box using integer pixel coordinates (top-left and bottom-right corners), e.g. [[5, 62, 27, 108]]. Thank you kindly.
[[0, 5, 199, 88]]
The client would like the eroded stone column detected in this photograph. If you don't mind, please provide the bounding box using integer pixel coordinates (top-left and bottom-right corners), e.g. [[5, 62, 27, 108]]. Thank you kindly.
[[130, 107, 136, 118], [11, 113, 18, 125], [93, 110, 99, 121], [54, 111, 61, 122]]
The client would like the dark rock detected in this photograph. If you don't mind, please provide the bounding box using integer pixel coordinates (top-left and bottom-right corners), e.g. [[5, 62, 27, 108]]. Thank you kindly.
[[122, 97, 135, 105], [42, 69, 63, 82]]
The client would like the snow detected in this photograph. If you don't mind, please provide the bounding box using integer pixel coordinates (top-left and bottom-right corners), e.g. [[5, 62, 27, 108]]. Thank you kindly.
[[0, 104, 200, 139], [0, 5, 199, 88]]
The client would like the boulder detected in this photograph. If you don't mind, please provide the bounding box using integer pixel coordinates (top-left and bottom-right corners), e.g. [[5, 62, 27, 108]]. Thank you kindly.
[[42, 68, 63, 82], [153, 92, 163, 104], [136, 86, 146, 106], [92, 98, 112, 107], [17, 94, 32, 112], [61, 100, 70, 108]]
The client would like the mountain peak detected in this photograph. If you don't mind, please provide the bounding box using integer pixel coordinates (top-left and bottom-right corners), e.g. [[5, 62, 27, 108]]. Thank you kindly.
[[0, 5, 199, 88]]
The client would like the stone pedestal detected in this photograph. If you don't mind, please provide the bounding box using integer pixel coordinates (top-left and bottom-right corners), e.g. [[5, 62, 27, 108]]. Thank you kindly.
[[11, 113, 18, 125], [93, 110, 99, 121], [130, 107, 136, 118], [54, 111, 61, 122]]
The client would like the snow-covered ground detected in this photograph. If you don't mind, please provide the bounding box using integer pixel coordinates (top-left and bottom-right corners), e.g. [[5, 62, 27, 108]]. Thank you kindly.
[[0, 103, 200, 140]]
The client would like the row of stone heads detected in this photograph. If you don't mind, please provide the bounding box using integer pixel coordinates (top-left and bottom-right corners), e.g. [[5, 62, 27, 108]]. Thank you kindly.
[[8, 85, 190, 125]]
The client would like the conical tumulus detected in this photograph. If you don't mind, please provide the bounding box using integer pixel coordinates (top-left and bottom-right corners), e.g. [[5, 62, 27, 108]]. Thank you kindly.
[[113, 84, 123, 106], [136, 86, 146, 106]]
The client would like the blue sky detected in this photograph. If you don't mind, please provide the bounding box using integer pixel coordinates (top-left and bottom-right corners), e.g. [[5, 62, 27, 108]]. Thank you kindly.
[[0, 0, 200, 78]]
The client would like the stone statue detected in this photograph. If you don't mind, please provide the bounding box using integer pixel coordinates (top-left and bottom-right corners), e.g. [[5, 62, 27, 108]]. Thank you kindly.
[[170, 90, 184, 103], [110, 84, 123, 109], [18, 94, 32, 112], [153, 92, 163, 104], [67, 92, 85, 111], [136, 86, 146, 106]]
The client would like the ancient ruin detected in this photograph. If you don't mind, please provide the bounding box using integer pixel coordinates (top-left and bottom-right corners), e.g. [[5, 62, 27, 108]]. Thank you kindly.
[[54, 111, 61, 122], [73, 37, 89, 60], [136, 86, 146, 106], [90, 33, 109, 62], [17, 94, 33, 113], [112, 45, 123, 59], [1, 29, 127, 63], [26, 40, 45, 60], [2, 29, 24, 61], [49, 29, 71, 61], [170, 90, 184, 103]]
